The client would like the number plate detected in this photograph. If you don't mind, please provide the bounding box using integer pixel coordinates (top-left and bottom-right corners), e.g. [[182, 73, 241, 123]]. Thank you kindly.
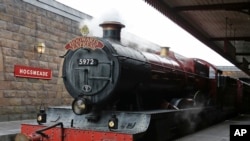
[[78, 58, 98, 66]]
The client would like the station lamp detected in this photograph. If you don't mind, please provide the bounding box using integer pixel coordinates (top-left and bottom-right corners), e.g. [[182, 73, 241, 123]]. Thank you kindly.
[[35, 42, 46, 57]]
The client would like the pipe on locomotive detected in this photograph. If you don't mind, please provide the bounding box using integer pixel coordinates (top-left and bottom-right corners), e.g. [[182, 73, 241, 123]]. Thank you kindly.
[[99, 21, 125, 41], [160, 47, 170, 57]]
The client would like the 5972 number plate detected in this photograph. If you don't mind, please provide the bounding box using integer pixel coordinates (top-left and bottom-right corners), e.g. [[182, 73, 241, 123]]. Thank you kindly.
[[78, 58, 98, 66]]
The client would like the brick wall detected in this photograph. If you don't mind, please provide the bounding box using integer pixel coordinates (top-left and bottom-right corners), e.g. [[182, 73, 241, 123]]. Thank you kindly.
[[0, 0, 90, 121]]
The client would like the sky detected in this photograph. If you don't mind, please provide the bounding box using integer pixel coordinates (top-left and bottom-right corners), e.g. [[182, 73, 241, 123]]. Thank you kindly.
[[56, 0, 233, 66]]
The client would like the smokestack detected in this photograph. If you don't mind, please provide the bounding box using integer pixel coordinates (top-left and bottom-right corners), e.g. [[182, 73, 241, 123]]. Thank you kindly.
[[99, 21, 125, 41], [160, 47, 170, 57]]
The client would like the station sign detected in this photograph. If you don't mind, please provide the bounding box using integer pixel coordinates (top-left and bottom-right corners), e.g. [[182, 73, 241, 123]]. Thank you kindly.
[[14, 65, 52, 80]]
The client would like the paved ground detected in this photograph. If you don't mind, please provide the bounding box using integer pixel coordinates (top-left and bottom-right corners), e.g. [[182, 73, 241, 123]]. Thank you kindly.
[[0, 120, 35, 141], [176, 114, 250, 141]]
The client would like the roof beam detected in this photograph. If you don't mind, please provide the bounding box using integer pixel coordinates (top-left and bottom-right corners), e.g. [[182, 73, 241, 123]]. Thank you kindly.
[[173, 2, 250, 12], [210, 37, 250, 41], [145, 0, 250, 75], [236, 52, 250, 56]]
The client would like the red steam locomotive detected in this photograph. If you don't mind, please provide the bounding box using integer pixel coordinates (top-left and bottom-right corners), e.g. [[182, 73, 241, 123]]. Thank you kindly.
[[15, 21, 250, 141]]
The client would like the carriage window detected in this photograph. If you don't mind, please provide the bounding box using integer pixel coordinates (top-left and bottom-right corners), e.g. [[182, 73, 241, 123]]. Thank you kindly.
[[209, 67, 216, 79]]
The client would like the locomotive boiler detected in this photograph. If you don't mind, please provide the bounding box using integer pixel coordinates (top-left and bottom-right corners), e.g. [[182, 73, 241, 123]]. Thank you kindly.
[[63, 21, 214, 117]]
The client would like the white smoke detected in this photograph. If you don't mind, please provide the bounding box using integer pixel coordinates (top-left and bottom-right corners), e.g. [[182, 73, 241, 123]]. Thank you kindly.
[[79, 18, 102, 37], [79, 8, 125, 37], [79, 9, 161, 53], [121, 32, 161, 53]]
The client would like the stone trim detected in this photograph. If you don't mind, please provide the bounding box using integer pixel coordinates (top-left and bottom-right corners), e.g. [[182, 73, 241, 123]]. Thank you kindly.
[[22, 0, 92, 22], [0, 47, 3, 72]]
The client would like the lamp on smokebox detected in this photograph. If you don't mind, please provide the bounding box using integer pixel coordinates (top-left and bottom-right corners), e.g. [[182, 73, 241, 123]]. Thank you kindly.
[[108, 114, 118, 129], [37, 104, 47, 125], [35, 42, 46, 57]]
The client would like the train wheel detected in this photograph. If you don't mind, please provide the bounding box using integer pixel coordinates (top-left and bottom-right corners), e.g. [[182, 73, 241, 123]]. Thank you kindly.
[[193, 91, 206, 107], [171, 98, 194, 109], [206, 98, 215, 106]]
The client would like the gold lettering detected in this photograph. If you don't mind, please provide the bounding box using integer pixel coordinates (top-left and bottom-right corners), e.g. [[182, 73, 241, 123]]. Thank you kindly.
[[65, 37, 104, 50]]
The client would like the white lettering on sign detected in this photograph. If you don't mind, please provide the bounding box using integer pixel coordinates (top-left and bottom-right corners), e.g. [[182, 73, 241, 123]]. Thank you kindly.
[[19, 69, 48, 77], [14, 65, 52, 80]]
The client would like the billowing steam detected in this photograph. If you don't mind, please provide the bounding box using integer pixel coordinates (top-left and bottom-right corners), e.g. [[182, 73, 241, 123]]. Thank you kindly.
[[79, 9, 161, 53], [79, 8, 124, 37], [121, 32, 161, 53], [79, 18, 102, 37]]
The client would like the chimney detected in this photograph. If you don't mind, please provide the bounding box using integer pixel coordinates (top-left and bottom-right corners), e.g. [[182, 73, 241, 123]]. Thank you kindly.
[[160, 47, 170, 57], [99, 21, 125, 41]]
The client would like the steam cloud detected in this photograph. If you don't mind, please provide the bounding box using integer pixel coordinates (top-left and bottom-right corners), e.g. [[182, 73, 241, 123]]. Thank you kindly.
[[79, 9, 161, 53]]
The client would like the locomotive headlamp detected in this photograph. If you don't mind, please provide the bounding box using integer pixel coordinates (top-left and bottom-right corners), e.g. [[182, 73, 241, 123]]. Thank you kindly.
[[37, 115, 42, 121], [108, 115, 118, 129], [37, 105, 46, 125], [72, 98, 90, 115]]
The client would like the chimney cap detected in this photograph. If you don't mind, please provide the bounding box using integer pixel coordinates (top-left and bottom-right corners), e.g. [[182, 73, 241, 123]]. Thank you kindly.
[[99, 21, 125, 29], [99, 21, 125, 41]]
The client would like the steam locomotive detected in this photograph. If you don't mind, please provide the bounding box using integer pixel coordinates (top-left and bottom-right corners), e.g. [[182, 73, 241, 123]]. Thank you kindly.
[[15, 21, 250, 141]]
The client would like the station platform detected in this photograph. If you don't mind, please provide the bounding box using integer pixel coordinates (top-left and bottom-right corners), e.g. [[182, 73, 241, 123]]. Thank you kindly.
[[176, 114, 250, 141], [0, 119, 35, 141]]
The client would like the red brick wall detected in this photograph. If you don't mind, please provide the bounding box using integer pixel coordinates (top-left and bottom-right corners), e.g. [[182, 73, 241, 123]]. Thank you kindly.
[[0, 0, 84, 121]]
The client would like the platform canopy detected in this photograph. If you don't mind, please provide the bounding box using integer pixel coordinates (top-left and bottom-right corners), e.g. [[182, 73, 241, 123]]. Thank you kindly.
[[144, 0, 250, 75]]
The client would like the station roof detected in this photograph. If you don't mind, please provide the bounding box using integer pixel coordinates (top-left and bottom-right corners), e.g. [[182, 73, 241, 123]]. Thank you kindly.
[[144, 0, 250, 75]]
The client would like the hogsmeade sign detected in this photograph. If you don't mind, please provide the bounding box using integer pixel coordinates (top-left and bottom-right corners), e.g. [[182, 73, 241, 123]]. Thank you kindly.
[[65, 37, 104, 50], [14, 65, 52, 80]]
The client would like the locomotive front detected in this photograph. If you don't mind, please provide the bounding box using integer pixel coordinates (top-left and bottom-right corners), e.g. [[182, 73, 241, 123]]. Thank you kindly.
[[62, 22, 124, 115], [63, 21, 152, 115]]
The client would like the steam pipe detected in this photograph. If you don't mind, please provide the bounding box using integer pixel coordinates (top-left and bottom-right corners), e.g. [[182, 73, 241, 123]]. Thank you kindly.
[[99, 21, 125, 41], [35, 122, 64, 141]]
